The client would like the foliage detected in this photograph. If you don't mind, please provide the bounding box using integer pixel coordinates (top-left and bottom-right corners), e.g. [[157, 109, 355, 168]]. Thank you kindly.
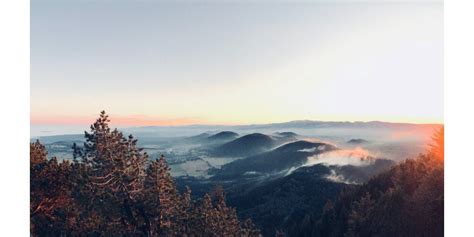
[[313, 127, 444, 237], [31, 111, 261, 236], [30, 111, 444, 236], [30, 141, 75, 236]]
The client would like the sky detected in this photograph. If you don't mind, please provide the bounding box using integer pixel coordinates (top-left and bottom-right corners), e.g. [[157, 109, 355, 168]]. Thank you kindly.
[[31, 0, 443, 135]]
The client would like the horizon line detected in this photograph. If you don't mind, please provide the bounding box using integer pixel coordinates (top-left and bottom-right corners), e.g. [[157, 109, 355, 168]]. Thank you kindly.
[[31, 118, 444, 128]]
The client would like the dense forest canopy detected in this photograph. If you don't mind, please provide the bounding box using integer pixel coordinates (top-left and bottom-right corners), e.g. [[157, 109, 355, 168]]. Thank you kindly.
[[30, 111, 444, 236], [30, 111, 261, 236], [310, 128, 444, 237]]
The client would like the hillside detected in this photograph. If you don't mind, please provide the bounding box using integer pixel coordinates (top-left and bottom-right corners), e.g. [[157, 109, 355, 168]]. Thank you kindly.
[[275, 131, 298, 137], [30, 112, 262, 236], [214, 140, 336, 179], [211, 133, 276, 157], [227, 159, 395, 236], [207, 131, 239, 143], [307, 155, 443, 237], [310, 129, 444, 237], [183, 132, 210, 143]]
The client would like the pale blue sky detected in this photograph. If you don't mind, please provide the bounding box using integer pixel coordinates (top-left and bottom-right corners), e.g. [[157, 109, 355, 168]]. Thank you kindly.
[[31, 0, 443, 130]]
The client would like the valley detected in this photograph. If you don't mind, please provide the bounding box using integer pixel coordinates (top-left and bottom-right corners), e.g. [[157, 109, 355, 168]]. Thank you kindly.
[[31, 120, 440, 236]]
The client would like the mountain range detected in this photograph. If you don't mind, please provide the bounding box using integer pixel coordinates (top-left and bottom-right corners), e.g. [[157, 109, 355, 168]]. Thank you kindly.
[[31, 121, 439, 236]]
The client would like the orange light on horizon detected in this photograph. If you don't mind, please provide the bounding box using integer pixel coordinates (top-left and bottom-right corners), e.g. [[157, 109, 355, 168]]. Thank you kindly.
[[31, 111, 444, 128], [31, 114, 444, 128], [30, 114, 209, 127]]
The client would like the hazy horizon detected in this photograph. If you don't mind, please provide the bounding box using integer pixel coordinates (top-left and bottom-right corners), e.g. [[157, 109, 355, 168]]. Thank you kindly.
[[29, 2, 445, 236], [31, 117, 442, 137], [32, 0, 443, 130]]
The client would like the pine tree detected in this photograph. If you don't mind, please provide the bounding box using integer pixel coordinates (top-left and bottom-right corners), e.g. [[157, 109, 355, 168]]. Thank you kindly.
[[240, 219, 262, 237], [142, 155, 181, 236], [31, 111, 261, 236], [73, 111, 149, 235], [175, 185, 193, 235], [30, 141, 74, 236], [213, 187, 240, 235], [314, 127, 444, 237], [191, 187, 256, 237]]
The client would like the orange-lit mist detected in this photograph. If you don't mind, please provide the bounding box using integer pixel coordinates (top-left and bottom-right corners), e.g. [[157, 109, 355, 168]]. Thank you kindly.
[[429, 126, 444, 161]]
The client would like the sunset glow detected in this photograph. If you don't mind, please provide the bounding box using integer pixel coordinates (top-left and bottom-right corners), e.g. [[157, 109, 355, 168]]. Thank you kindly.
[[29, 1, 445, 236], [31, 1, 443, 131], [31, 114, 208, 127]]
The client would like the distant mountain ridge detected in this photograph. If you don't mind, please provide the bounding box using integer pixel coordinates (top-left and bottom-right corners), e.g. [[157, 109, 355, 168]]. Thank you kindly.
[[125, 120, 441, 131], [274, 131, 298, 137], [33, 120, 442, 140]]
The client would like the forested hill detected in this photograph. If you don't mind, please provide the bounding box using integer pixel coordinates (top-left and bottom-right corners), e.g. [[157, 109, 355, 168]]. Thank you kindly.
[[30, 112, 261, 236], [307, 129, 444, 237], [30, 111, 444, 236]]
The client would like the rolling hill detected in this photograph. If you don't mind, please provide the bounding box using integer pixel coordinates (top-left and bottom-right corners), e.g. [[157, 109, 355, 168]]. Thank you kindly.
[[207, 131, 239, 143], [214, 140, 337, 179], [226, 159, 395, 236], [210, 133, 276, 157]]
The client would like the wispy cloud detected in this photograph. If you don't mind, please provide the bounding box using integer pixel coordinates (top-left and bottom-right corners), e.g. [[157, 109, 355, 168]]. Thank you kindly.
[[285, 147, 375, 177], [305, 147, 374, 167]]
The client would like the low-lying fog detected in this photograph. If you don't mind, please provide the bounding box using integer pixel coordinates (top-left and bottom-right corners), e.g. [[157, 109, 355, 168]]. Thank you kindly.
[[32, 121, 441, 179]]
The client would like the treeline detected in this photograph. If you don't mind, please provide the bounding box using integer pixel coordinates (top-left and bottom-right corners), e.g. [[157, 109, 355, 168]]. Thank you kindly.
[[300, 128, 444, 237], [31, 111, 261, 236]]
